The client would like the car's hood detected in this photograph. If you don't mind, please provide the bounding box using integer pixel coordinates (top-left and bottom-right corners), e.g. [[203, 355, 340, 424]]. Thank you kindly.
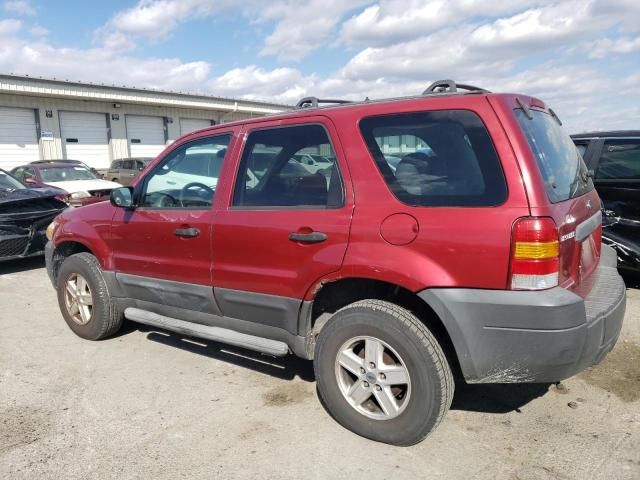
[[0, 187, 60, 205], [45, 179, 122, 193]]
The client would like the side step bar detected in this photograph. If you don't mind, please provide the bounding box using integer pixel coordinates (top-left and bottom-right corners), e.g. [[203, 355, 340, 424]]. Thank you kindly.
[[124, 307, 289, 357]]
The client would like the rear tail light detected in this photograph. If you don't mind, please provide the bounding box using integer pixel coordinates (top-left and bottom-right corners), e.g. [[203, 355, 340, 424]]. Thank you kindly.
[[509, 217, 559, 290]]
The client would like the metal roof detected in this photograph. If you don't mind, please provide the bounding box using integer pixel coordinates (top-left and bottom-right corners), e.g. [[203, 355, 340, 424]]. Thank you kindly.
[[0, 73, 290, 114]]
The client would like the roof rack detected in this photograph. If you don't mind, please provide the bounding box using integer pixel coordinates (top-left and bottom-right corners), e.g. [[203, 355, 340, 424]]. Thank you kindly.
[[295, 97, 354, 109], [422, 79, 489, 95]]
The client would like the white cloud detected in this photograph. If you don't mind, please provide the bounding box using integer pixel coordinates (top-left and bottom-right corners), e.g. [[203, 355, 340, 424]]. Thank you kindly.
[[209, 65, 316, 103], [0, 18, 22, 36], [341, 0, 546, 47], [586, 36, 640, 58], [29, 24, 49, 37], [3, 0, 35, 16], [100, 0, 371, 61], [257, 0, 371, 61]]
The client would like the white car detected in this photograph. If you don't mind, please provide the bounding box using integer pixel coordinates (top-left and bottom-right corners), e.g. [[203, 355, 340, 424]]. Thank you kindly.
[[33, 164, 121, 207]]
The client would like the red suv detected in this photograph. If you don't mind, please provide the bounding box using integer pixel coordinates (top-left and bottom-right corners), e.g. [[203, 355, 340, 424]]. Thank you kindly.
[[45, 80, 626, 445]]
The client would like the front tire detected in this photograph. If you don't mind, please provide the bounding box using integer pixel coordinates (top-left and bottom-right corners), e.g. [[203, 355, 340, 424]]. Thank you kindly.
[[56, 252, 123, 340], [314, 300, 453, 446]]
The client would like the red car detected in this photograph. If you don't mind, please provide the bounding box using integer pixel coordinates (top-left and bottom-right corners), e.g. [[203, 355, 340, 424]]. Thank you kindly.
[[44, 80, 626, 445], [11, 162, 121, 207]]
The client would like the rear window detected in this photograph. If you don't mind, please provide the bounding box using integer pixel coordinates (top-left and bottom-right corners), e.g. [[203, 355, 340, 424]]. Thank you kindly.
[[516, 109, 593, 203], [359, 110, 507, 207]]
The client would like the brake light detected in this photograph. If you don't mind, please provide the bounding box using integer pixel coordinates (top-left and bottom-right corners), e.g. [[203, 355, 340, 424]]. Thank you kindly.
[[509, 217, 559, 290]]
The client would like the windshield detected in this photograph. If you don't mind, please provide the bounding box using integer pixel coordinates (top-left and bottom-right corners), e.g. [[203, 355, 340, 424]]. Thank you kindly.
[[40, 166, 97, 182], [0, 170, 25, 190], [516, 109, 593, 203]]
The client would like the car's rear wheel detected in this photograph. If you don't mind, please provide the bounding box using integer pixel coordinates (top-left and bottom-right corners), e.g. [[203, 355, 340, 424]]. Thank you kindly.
[[56, 252, 123, 340], [314, 299, 453, 446]]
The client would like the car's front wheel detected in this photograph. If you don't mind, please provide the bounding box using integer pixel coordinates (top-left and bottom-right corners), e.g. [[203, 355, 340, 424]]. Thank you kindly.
[[56, 252, 123, 340], [314, 300, 453, 446]]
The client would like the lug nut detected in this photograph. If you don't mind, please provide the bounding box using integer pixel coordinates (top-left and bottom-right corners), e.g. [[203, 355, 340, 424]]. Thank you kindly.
[[363, 381, 369, 388], [375, 385, 382, 391], [368, 362, 376, 370], [379, 373, 386, 380], [360, 367, 366, 374]]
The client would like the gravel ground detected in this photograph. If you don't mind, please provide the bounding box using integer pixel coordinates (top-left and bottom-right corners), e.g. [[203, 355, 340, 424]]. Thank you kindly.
[[1, 257, 639, 480]]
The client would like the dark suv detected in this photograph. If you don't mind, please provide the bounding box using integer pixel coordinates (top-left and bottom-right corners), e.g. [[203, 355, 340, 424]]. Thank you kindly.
[[572, 131, 640, 274], [44, 81, 626, 445]]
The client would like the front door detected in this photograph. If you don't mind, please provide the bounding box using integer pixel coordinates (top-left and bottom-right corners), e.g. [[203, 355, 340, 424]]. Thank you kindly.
[[110, 133, 236, 311], [211, 119, 353, 333]]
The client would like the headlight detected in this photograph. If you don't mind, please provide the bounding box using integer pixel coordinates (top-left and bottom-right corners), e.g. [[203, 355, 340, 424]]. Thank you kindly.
[[70, 191, 91, 199], [46, 218, 60, 241]]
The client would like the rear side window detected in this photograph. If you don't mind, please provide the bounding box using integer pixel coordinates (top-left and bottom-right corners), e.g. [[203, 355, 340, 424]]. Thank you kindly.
[[232, 124, 344, 208], [596, 140, 640, 180], [359, 110, 506, 207], [516, 109, 593, 203]]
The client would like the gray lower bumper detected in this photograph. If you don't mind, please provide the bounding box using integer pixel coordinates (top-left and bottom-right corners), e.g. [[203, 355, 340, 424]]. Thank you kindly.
[[419, 245, 626, 383]]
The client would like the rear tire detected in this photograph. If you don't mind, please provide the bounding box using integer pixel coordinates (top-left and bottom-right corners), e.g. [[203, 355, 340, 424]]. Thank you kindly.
[[56, 252, 123, 340], [314, 299, 453, 446]]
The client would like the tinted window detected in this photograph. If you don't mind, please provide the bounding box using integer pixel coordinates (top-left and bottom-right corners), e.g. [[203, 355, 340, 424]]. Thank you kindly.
[[141, 135, 231, 209], [596, 140, 640, 180], [40, 166, 95, 182], [359, 110, 506, 206], [122, 160, 134, 170], [233, 125, 343, 208], [516, 109, 593, 203], [0, 170, 25, 189]]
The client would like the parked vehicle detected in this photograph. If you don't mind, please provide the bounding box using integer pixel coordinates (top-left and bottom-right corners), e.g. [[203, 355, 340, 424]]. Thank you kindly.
[[31, 159, 102, 178], [106, 158, 152, 186], [0, 169, 67, 262], [11, 163, 121, 207], [572, 131, 640, 275], [44, 80, 626, 445], [292, 153, 333, 174]]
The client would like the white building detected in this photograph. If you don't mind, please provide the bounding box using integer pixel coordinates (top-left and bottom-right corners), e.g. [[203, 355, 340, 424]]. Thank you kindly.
[[0, 74, 288, 170]]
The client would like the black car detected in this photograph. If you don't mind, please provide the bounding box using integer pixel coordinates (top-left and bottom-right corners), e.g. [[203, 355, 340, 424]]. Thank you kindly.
[[572, 131, 640, 274], [0, 169, 67, 262]]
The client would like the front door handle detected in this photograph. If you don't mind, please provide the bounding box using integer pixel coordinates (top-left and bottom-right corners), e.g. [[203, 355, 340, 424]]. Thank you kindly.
[[288, 231, 327, 243], [174, 227, 200, 238]]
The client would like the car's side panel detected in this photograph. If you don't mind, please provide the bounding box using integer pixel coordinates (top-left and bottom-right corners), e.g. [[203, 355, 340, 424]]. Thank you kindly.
[[302, 96, 529, 298]]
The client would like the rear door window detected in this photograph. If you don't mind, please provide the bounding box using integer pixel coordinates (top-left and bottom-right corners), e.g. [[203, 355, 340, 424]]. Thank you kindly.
[[516, 109, 593, 202], [596, 140, 640, 181], [359, 110, 506, 206], [233, 124, 344, 208]]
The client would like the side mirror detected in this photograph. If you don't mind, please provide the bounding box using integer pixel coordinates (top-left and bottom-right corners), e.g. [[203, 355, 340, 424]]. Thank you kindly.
[[24, 178, 37, 185], [110, 186, 134, 209]]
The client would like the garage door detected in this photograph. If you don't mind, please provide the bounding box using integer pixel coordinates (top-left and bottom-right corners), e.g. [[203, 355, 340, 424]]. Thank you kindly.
[[60, 111, 110, 169], [0, 107, 40, 170], [127, 115, 166, 158], [180, 118, 212, 136]]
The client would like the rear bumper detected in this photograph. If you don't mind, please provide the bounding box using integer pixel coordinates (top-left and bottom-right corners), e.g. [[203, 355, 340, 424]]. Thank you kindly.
[[419, 245, 626, 383]]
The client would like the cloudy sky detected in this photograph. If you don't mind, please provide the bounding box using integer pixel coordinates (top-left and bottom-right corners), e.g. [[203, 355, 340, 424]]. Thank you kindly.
[[0, 0, 639, 133]]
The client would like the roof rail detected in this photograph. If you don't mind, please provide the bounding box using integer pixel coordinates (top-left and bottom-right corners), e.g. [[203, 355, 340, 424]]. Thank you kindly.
[[423, 79, 489, 95], [295, 97, 353, 109]]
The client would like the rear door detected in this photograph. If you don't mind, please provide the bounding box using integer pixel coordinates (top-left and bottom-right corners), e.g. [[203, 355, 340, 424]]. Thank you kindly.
[[211, 117, 352, 331], [514, 107, 601, 290]]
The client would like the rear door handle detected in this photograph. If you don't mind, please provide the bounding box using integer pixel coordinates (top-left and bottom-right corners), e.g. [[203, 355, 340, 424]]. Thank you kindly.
[[288, 231, 327, 243], [174, 227, 200, 238]]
